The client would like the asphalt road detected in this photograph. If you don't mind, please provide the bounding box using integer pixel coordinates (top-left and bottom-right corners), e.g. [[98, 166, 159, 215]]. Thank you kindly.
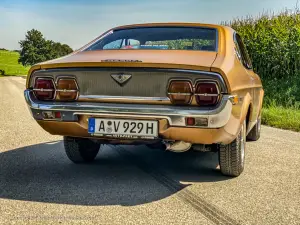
[[0, 76, 299, 225]]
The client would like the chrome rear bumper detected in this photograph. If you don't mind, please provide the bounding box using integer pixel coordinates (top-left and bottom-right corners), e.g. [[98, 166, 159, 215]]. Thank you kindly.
[[24, 90, 233, 128]]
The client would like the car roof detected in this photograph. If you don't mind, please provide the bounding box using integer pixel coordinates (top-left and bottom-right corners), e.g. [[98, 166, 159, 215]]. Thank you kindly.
[[111, 22, 234, 32]]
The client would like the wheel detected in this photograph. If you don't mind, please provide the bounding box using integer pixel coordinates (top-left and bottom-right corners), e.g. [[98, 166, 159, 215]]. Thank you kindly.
[[246, 116, 261, 141], [63, 136, 101, 163], [218, 120, 246, 177]]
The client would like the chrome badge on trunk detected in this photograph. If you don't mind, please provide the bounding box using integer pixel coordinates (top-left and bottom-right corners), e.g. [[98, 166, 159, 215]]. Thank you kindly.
[[111, 73, 132, 86]]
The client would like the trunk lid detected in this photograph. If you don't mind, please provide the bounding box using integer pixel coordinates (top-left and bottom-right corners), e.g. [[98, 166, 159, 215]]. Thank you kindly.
[[38, 50, 217, 71]]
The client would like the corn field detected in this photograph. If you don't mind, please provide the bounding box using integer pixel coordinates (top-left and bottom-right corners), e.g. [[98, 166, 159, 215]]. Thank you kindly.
[[224, 7, 300, 108]]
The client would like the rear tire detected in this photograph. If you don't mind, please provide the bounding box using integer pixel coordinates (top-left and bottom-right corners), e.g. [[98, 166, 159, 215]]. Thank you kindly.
[[246, 116, 261, 141], [64, 136, 101, 163], [218, 120, 246, 177]]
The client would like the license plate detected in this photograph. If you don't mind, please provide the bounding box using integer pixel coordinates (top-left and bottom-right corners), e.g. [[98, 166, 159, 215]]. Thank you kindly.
[[88, 118, 158, 139]]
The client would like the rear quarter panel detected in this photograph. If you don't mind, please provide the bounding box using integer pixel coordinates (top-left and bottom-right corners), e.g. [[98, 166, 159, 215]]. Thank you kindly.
[[211, 26, 264, 135]]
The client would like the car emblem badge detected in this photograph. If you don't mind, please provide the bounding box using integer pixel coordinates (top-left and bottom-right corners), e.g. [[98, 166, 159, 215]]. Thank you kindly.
[[111, 74, 132, 86]]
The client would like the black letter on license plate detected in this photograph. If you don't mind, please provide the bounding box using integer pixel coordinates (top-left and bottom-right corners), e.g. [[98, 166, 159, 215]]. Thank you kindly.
[[114, 121, 120, 132], [99, 121, 105, 132], [146, 123, 154, 134]]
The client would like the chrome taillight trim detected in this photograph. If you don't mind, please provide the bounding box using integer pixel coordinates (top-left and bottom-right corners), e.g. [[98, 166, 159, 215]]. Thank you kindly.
[[33, 77, 56, 100], [167, 79, 193, 105], [194, 80, 220, 106], [194, 93, 220, 97], [33, 88, 55, 92], [194, 80, 220, 93], [56, 77, 80, 101], [55, 77, 79, 88], [167, 93, 193, 96], [56, 89, 78, 93], [166, 79, 193, 92], [32, 76, 80, 101], [167, 79, 221, 105]]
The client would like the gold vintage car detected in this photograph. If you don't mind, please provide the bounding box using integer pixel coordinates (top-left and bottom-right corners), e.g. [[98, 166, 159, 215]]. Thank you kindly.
[[24, 23, 264, 177]]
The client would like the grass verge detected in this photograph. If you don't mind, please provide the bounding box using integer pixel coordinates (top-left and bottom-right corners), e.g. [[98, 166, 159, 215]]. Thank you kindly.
[[262, 106, 300, 132], [0, 50, 29, 76]]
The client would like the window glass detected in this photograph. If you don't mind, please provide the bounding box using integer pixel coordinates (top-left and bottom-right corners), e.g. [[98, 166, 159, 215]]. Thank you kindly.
[[120, 39, 141, 49], [234, 33, 252, 69], [85, 27, 217, 51], [103, 39, 122, 49]]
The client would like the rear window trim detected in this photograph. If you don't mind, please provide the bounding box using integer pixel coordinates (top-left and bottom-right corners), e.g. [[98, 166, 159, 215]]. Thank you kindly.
[[82, 26, 219, 52]]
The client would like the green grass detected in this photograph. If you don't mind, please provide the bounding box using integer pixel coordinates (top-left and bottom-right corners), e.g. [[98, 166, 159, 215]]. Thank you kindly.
[[225, 7, 300, 132], [262, 106, 300, 132], [0, 50, 30, 76]]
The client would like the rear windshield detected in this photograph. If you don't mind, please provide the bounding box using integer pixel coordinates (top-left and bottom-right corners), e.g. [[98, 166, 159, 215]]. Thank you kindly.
[[84, 27, 218, 52]]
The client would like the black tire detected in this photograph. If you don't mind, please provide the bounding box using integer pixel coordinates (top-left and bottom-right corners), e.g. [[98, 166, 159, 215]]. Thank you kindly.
[[218, 120, 246, 177], [246, 117, 261, 141], [63, 136, 101, 163]]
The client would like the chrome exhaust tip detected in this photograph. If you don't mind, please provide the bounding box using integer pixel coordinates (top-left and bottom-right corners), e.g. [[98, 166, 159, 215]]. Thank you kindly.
[[165, 141, 192, 153]]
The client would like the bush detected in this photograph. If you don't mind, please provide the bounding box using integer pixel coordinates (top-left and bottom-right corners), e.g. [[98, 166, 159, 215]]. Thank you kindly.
[[223, 7, 300, 109], [0, 69, 5, 75]]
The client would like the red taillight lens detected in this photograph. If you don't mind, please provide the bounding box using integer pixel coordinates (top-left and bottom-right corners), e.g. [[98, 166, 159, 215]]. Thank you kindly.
[[33, 78, 55, 100], [195, 82, 219, 106], [168, 80, 192, 105], [56, 78, 79, 101]]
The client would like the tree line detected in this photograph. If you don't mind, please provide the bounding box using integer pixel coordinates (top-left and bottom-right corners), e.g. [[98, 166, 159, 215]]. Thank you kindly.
[[18, 29, 73, 66]]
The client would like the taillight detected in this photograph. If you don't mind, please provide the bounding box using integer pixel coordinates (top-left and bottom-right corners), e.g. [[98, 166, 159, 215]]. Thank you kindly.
[[195, 82, 219, 106], [167, 80, 192, 105], [33, 78, 55, 100], [56, 78, 79, 101]]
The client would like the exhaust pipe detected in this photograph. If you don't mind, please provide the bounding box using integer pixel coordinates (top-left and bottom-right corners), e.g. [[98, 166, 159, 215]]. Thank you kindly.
[[165, 141, 192, 153]]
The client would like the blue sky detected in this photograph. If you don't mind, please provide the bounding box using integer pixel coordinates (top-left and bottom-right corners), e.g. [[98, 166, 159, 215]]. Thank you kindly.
[[0, 0, 298, 50]]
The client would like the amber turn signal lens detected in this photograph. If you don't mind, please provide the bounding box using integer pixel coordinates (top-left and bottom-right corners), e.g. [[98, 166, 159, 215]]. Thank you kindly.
[[168, 81, 192, 105], [33, 78, 55, 100], [56, 78, 78, 101], [195, 82, 219, 106]]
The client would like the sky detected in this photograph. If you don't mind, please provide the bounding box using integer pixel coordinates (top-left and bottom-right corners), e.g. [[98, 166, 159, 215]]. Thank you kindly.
[[0, 0, 298, 50]]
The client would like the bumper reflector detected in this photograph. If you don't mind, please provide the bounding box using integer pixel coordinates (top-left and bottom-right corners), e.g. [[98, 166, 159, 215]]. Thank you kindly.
[[186, 117, 196, 126], [42, 111, 61, 120], [186, 117, 208, 127], [54, 111, 62, 119]]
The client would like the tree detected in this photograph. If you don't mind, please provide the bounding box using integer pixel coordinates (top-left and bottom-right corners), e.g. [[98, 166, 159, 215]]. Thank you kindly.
[[18, 29, 73, 66], [49, 42, 73, 59]]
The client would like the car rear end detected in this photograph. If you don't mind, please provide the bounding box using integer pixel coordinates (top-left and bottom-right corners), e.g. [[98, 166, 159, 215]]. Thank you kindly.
[[25, 66, 236, 142], [24, 24, 239, 146], [24, 24, 246, 176]]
